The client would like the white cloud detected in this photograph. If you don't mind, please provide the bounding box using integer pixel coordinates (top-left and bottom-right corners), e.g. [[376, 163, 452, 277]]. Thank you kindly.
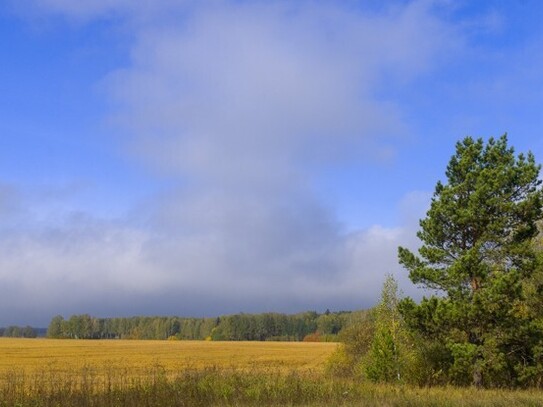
[[103, 1, 447, 307], [106, 1, 456, 174], [0, 182, 430, 325], [1, 1, 455, 324]]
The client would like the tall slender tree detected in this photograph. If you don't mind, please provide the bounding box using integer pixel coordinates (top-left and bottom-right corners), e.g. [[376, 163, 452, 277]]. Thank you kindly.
[[399, 135, 543, 387], [365, 275, 405, 382]]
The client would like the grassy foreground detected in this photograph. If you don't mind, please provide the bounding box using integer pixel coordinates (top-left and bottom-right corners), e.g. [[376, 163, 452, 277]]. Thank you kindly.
[[2, 338, 543, 406], [3, 367, 543, 407]]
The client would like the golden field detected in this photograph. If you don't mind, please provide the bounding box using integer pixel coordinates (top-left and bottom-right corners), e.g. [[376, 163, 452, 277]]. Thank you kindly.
[[0, 337, 337, 376], [3, 338, 543, 406]]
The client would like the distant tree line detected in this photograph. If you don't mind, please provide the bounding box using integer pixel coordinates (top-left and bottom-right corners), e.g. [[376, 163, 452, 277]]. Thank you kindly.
[[0, 325, 39, 338], [46, 310, 368, 341]]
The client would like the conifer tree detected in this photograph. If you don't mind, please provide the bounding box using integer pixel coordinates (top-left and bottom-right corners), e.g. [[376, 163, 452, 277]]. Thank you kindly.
[[399, 135, 543, 387]]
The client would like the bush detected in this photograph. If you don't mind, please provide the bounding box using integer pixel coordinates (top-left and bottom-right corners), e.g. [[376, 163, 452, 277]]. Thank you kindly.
[[303, 332, 321, 342], [325, 344, 357, 377]]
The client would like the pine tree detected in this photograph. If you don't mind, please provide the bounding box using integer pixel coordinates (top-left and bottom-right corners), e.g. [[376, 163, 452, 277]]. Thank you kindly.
[[398, 135, 543, 387]]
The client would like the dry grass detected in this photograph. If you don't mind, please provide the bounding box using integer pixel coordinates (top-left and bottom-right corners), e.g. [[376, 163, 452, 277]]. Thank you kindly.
[[2, 367, 543, 406], [0, 338, 336, 377], [3, 338, 543, 406]]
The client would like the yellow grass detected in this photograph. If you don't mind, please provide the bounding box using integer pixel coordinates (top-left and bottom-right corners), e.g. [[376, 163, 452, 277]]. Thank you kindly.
[[3, 338, 543, 406], [0, 338, 336, 377]]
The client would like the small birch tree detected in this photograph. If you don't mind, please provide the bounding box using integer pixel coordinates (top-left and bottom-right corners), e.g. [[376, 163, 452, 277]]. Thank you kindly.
[[364, 275, 416, 383]]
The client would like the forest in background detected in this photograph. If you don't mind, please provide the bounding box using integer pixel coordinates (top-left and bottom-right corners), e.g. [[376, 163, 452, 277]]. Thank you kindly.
[[0, 326, 43, 338], [45, 310, 367, 341]]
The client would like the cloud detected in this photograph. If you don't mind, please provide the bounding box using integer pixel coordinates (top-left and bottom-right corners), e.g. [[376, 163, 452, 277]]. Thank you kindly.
[[0, 189, 427, 326], [0, 183, 22, 219], [107, 1, 455, 173], [103, 1, 447, 304], [1, 1, 454, 324]]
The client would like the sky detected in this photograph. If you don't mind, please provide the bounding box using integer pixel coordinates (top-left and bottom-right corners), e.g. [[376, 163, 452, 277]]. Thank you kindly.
[[0, 0, 542, 326]]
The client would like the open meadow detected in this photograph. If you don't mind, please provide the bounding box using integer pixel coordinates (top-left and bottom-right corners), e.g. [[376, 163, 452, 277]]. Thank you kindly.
[[2, 338, 543, 406], [0, 337, 335, 376]]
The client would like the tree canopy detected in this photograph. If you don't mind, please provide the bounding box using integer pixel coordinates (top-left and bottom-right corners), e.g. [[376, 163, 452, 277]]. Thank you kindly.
[[398, 135, 543, 387]]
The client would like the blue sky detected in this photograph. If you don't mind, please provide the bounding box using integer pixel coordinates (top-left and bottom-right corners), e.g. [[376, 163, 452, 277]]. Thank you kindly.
[[0, 0, 542, 326]]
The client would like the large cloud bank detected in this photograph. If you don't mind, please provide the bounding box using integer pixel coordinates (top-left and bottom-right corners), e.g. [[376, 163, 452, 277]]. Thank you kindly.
[[0, 1, 457, 325]]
